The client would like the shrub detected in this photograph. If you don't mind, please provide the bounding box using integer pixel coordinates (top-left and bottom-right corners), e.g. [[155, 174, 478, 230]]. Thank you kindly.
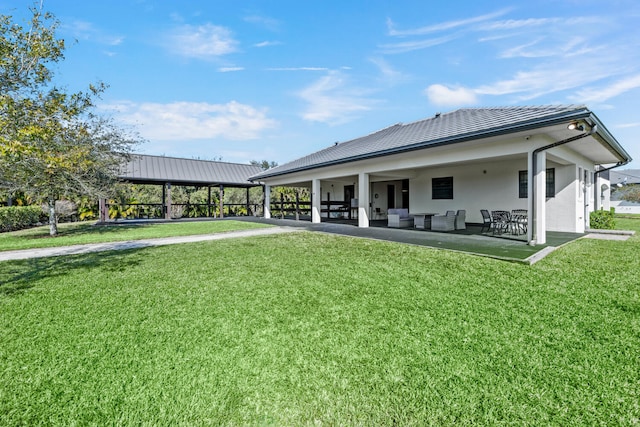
[[0, 206, 44, 232], [590, 207, 616, 229]]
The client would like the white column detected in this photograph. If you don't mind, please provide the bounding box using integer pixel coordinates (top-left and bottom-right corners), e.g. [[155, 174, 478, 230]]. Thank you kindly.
[[527, 151, 534, 244], [358, 172, 370, 228], [312, 179, 321, 223], [534, 151, 547, 245], [264, 185, 271, 219]]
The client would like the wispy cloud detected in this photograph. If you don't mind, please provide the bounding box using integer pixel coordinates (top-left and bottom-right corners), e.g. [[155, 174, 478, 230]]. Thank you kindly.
[[477, 16, 602, 32], [267, 67, 329, 71], [254, 40, 281, 48], [386, 9, 511, 36], [244, 14, 280, 31], [167, 24, 238, 59], [369, 57, 407, 84], [297, 71, 379, 125], [102, 100, 277, 141], [617, 122, 640, 129], [572, 74, 640, 104], [424, 53, 634, 106], [218, 67, 244, 72], [63, 20, 124, 46], [379, 35, 458, 54]]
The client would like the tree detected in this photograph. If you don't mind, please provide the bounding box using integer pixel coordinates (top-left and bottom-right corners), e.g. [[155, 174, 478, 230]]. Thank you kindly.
[[618, 185, 640, 203], [250, 159, 278, 171], [0, 3, 140, 235]]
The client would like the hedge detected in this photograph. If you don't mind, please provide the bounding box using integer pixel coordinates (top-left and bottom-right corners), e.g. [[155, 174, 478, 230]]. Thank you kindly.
[[590, 207, 616, 230], [0, 206, 45, 233]]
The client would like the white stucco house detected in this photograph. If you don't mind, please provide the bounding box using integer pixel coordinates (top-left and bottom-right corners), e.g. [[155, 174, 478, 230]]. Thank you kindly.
[[250, 106, 632, 245]]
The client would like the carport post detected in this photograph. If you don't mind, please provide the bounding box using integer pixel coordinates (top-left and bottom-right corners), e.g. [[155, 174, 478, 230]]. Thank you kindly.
[[219, 185, 225, 218], [164, 183, 172, 220], [246, 187, 250, 216]]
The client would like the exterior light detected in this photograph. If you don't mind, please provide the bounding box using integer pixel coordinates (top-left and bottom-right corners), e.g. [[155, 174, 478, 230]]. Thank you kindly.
[[567, 122, 585, 131]]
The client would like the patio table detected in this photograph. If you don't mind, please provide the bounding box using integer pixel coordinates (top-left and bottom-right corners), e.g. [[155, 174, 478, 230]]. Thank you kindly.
[[413, 213, 439, 229]]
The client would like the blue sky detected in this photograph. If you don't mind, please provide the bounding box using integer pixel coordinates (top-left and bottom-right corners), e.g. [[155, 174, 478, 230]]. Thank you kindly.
[[4, 0, 640, 168]]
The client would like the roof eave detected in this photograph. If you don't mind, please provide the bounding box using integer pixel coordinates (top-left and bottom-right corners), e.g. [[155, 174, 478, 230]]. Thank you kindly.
[[252, 107, 601, 180], [587, 113, 633, 164]]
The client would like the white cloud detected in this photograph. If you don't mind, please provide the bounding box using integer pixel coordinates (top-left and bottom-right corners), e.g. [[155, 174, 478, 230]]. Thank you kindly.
[[63, 20, 124, 46], [477, 16, 602, 32], [168, 24, 238, 59], [572, 74, 640, 104], [254, 40, 281, 48], [425, 84, 478, 107], [218, 67, 244, 72], [244, 15, 280, 31], [102, 100, 277, 141], [617, 122, 640, 129], [379, 35, 458, 54], [267, 67, 328, 71], [369, 57, 406, 84], [386, 9, 511, 36], [298, 72, 378, 125]]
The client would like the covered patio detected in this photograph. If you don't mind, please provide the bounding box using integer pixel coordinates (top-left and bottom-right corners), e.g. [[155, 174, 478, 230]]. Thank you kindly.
[[235, 216, 585, 263], [102, 154, 264, 221], [251, 106, 632, 247]]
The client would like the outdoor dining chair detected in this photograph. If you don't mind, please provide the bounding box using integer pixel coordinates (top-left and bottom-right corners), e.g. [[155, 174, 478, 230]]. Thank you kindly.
[[480, 209, 492, 233], [490, 210, 511, 235], [511, 209, 528, 235]]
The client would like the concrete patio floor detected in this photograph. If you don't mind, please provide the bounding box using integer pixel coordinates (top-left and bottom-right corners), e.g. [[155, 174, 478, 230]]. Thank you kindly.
[[235, 217, 586, 264]]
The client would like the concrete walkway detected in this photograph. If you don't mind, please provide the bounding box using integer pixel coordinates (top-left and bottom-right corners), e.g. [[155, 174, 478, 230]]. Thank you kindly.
[[0, 226, 301, 262]]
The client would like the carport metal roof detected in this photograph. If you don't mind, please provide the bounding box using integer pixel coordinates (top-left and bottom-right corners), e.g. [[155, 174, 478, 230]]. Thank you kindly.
[[119, 154, 263, 187]]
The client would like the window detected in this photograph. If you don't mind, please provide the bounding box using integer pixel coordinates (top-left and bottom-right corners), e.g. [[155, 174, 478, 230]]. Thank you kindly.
[[432, 177, 453, 199], [519, 168, 555, 198], [546, 168, 555, 198], [519, 170, 528, 198]]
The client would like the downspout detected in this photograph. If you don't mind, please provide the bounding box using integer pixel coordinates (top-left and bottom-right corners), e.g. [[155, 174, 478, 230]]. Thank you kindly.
[[593, 159, 630, 213], [530, 125, 596, 245]]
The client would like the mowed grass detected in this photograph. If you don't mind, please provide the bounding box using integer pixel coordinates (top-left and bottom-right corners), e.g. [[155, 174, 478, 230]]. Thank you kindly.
[[0, 219, 271, 252], [0, 218, 638, 424]]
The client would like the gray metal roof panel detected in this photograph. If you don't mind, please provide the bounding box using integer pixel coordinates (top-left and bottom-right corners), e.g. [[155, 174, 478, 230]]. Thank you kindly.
[[251, 105, 607, 180], [120, 155, 263, 186]]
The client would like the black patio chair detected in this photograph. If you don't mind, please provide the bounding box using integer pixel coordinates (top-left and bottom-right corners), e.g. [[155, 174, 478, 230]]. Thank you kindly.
[[491, 210, 511, 235], [511, 209, 528, 235]]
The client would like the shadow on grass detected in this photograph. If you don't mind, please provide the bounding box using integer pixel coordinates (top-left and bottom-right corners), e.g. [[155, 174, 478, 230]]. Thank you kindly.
[[19, 223, 150, 241], [0, 249, 145, 296]]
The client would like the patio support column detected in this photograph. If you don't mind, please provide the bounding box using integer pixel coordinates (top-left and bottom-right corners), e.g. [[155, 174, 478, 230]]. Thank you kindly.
[[164, 182, 172, 220], [99, 198, 107, 222], [533, 151, 547, 245], [207, 186, 212, 217], [264, 185, 271, 219], [219, 185, 225, 219], [246, 187, 250, 216], [358, 172, 370, 228], [311, 179, 321, 223]]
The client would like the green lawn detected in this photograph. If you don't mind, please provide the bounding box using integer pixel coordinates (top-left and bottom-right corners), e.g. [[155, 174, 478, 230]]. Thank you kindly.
[[0, 219, 271, 252], [0, 217, 638, 425]]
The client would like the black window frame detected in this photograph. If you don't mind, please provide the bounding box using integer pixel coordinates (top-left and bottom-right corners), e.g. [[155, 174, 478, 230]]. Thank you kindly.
[[518, 168, 555, 198], [432, 176, 453, 200]]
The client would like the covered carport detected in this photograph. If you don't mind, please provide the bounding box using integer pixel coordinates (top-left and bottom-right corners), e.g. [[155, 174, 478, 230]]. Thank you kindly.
[[100, 154, 263, 221]]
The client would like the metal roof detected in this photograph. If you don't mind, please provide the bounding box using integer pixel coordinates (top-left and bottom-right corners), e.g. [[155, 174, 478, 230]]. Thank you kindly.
[[250, 105, 632, 180], [610, 169, 640, 186], [119, 154, 263, 187]]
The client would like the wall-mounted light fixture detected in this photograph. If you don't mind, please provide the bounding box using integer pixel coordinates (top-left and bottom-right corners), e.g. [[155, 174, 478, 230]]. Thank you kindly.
[[567, 122, 585, 131]]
